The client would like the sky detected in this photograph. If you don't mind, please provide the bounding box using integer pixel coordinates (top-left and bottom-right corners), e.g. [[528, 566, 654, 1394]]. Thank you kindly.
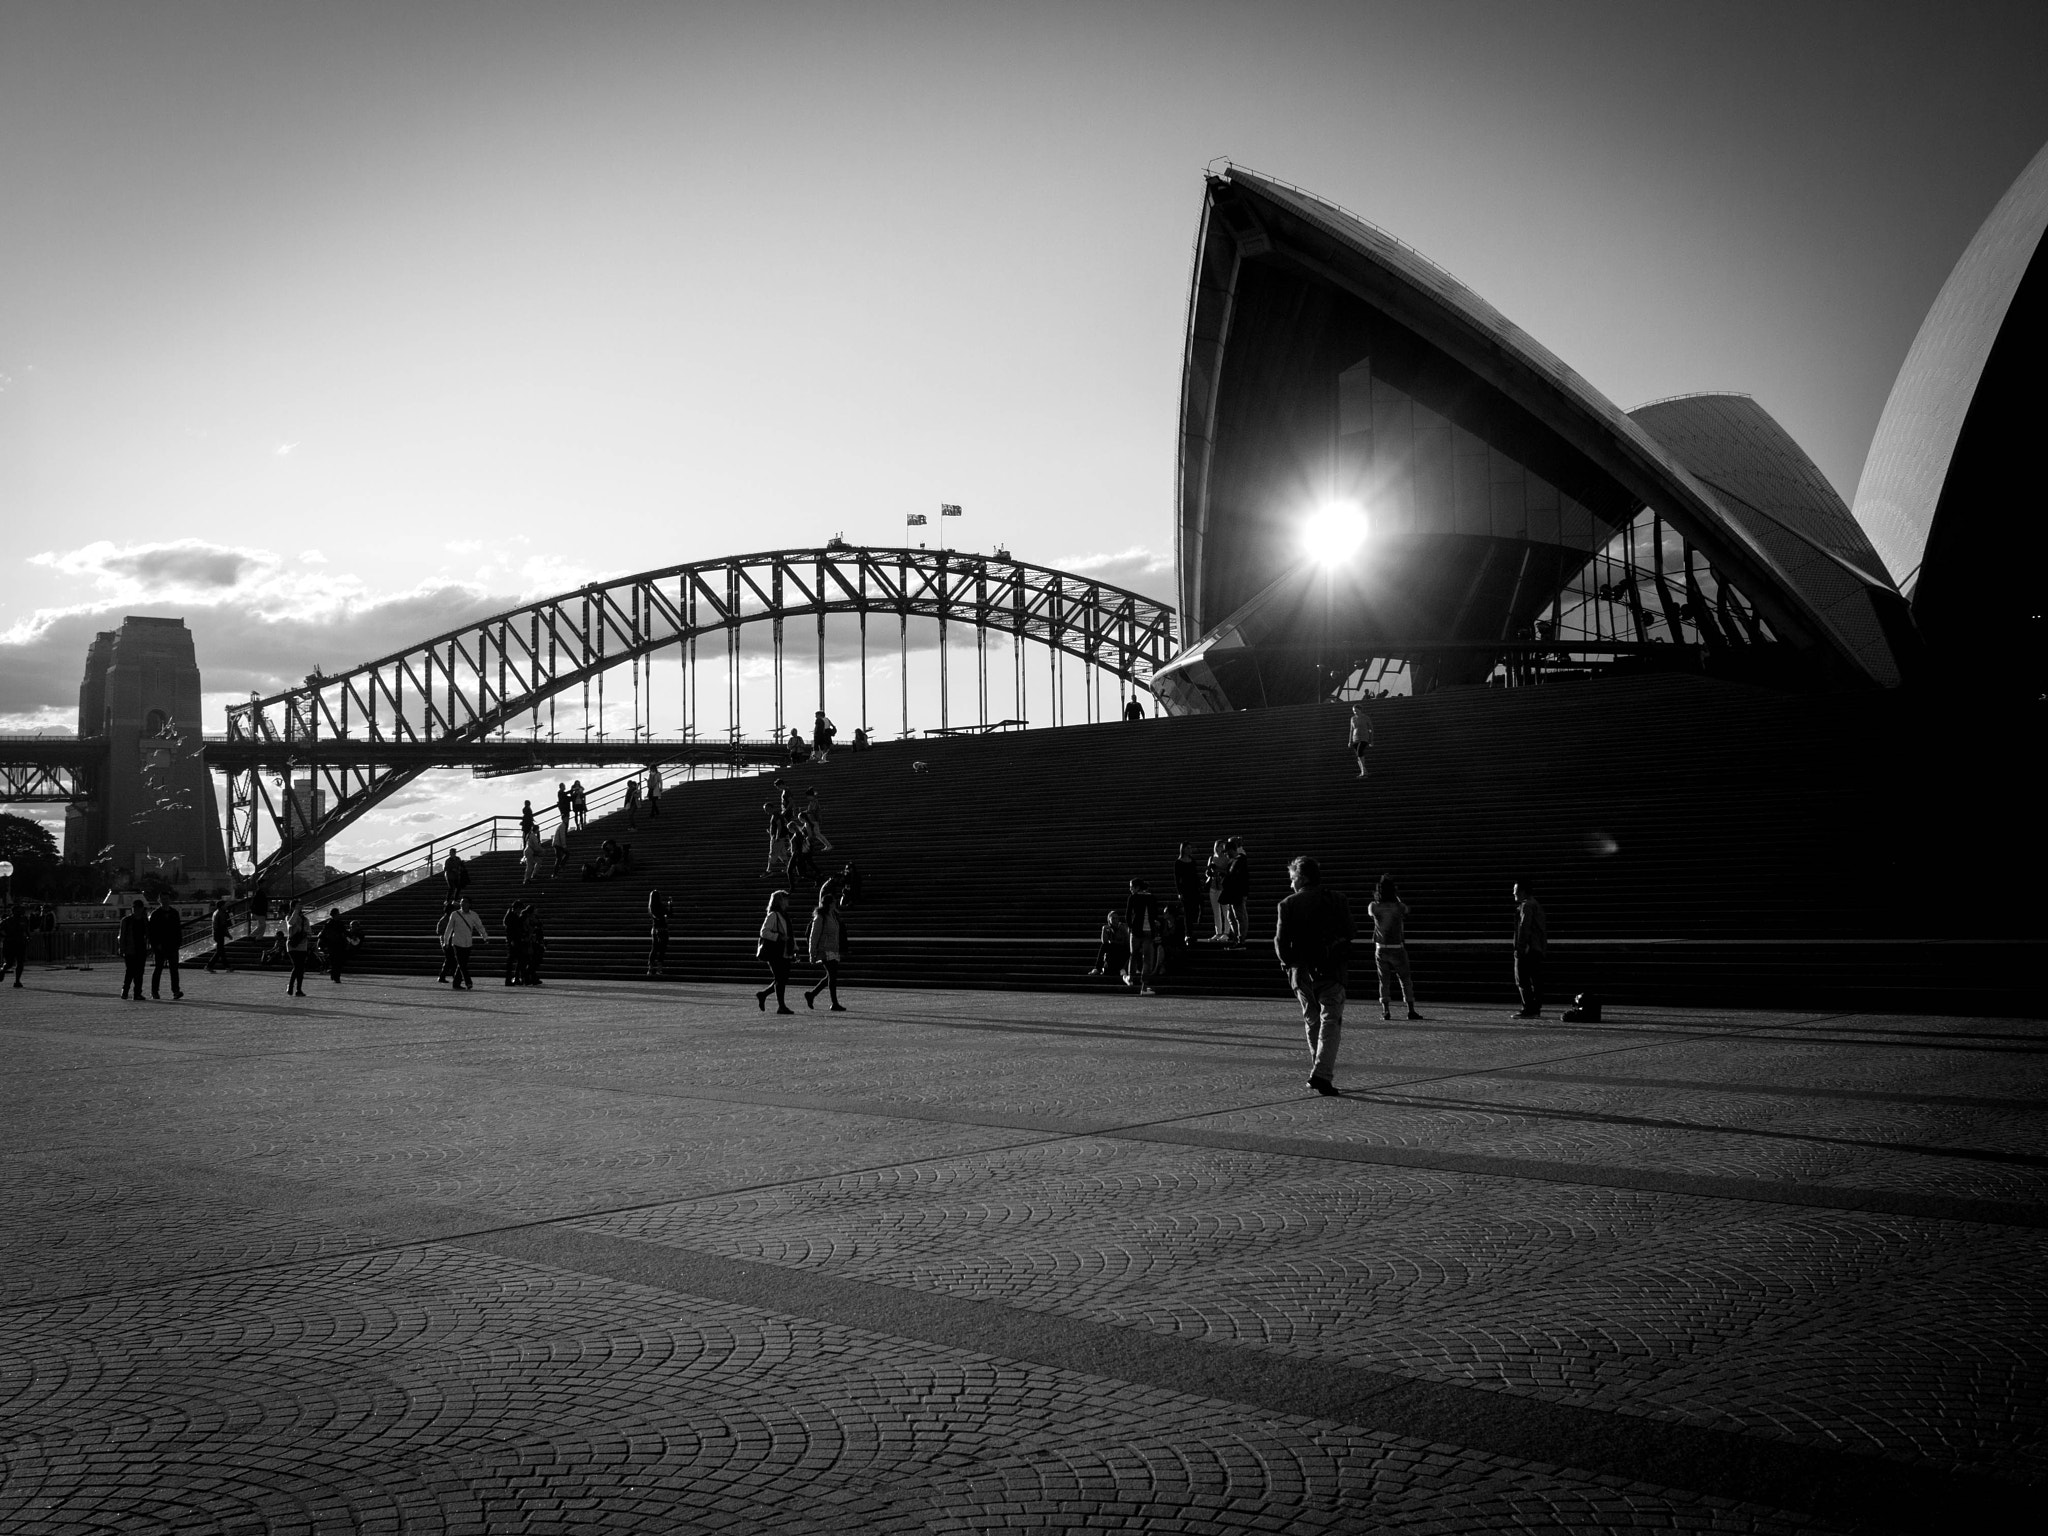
[[4, 0, 2046, 859]]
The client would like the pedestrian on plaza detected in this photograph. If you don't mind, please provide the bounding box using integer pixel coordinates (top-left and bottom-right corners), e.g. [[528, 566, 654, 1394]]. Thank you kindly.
[[646, 764, 663, 817], [1367, 876, 1424, 1021], [1512, 882, 1548, 1019], [501, 900, 527, 985], [281, 900, 311, 997], [1222, 838, 1252, 946], [318, 907, 353, 983], [1086, 909, 1130, 980], [570, 779, 588, 829], [522, 904, 547, 985], [551, 817, 570, 876], [0, 903, 27, 988], [623, 776, 641, 828], [800, 787, 833, 851], [812, 711, 836, 762], [205, 896, 233, 972], [1203, 840, 1229, 941], [442, 851, 468, 901], [1124, 879, 1162, 994], [755, 890, 794, 1013], [521, 820, 543, 884], [803, 879, 848, 1010], [441, 897, 485, 991], [147, 892, 185, 1000], [1274, 855, 1354, 1096], [118, 898, 148, 1000], [249, 882, 271, 941], [1348, 703, 1374, 780], [647, 889, 670, 977], [555, 781, 572, 829], [1173, 842, 1205, 948], [434, 899, 458, 982]]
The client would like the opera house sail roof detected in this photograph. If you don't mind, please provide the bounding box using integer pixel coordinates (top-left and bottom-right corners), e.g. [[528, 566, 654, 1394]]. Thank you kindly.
[[1852, 139, 2047, 700], [1158, 166, 1913, 713]]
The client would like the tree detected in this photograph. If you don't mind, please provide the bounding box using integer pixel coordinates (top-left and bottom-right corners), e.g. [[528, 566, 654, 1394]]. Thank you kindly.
[[0, 812, 60, 870]]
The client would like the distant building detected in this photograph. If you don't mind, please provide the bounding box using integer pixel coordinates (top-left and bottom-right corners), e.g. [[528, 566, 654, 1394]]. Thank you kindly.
[[64, 616, 230, 883], [1153, 166, 1940, 711]]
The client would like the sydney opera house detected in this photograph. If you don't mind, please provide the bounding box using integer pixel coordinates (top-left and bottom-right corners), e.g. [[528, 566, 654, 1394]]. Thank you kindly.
[[1152, 148, 2047, 713]]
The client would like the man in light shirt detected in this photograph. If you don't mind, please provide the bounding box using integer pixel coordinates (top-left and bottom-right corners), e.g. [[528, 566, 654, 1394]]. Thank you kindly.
[[440, 897, 487, 991]]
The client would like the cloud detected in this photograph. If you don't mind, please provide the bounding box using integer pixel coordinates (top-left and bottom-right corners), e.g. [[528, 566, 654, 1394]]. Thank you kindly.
[[32, 539, 273, 594], [299, 549, 328, 564], [1054, 545, 1176, 601]]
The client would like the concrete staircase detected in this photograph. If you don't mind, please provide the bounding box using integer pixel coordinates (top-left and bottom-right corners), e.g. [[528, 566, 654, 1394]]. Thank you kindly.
[[246, 674, 2043, 1013]]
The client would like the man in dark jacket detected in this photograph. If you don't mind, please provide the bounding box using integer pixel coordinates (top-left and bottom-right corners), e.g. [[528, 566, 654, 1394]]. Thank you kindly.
[[317, 907, 352, 982], [1273, 856, 1353, 1096], [1, 904, 28, 987], [118, 899, 149, 999], [146, 893, 184, 1000]]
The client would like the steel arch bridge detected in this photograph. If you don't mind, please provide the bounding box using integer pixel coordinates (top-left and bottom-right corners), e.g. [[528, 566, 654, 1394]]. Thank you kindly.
[[221, 544, 1177, 879]]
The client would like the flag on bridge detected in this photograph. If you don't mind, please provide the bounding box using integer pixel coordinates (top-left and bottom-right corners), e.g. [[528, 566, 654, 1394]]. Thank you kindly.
[[906, 513, 927, 527], [940, 504, 962, 517]]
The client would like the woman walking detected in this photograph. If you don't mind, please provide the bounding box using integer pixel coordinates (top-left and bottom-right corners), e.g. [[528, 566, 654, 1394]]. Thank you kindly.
[[282, 900, 311, 997], [755, 890, 795, 1013], [804, 880, 847, 1011], [800, 786, 833, 851], [1368, 874, 1424, 1021]]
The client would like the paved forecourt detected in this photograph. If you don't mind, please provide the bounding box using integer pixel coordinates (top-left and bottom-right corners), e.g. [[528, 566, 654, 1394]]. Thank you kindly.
[[2, 963, 2043, 1533]]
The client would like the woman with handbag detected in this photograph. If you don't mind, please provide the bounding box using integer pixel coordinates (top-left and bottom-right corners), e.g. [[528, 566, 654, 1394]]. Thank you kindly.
[[283, 900, 311, 997], [754, 890, 794, 1014]]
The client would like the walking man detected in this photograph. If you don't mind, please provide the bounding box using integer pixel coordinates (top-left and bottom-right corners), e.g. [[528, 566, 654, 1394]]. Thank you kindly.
[[442, 897, 485, 991], [147, 892, 184, 1000], [1512, 882, 1548, 1019], [118, 898, 148, 1000], [205, 896, 233, 972], [1274, 855, 1353, 1096]]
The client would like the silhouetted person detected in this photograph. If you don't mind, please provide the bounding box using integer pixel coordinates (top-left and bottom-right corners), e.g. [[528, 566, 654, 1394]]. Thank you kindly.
[[521, 905, 546, 984], [1222, 838, 1252, 945], [442, 851, 468, 901], [556, 781, 572, 829], [813, 711, 836, 762], [249, 883, 271, 941], [1274, 855, 1353, 1096], [1348, 703, 1374, 779], [646, 763, 663, 816], [1123, 697, 1145, 722], [622, 777, 641, 829], [551, 818, 570, 876], [1086, 910, 1130, 980], [318, 907, 352, 982], [755, 890, 794, 1013], [435, 899, 457, 982], [786, 728, 810, 764], [1512, 882, 1548, 1019], [570, 779, 588, 829], [1124, 878, 1161, 994], [147, 893, 184, 1000], [502, 901, 527, 984], [0, 904, 26, 987], [803, 881, 847, 1010], [118, 899, 148, 1000], [1367, 875, 1424, 1021], [205, 897, 233, 972], [647, 889, 670, 977], [281, 900, 311, 997], [851, 727, 870, 751], [1173, 843, 1204, 948]]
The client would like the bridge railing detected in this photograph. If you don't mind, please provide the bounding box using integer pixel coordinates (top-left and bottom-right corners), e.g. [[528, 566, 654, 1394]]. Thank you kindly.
[[177, 762, 681, 957]]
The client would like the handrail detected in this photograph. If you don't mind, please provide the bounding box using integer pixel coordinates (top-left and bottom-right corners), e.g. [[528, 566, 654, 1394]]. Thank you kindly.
[[179, 760, 692, 954]]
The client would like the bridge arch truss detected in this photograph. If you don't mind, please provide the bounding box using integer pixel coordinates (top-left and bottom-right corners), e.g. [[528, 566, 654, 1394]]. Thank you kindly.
[[222, 544, 1177, 878]]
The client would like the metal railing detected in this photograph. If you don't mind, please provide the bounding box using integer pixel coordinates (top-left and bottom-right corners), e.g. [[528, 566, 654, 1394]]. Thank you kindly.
[[177, 763, 691, 958]]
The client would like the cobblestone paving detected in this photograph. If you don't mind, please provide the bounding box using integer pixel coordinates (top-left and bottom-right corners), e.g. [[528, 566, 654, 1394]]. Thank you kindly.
[[2, 971, 2042, 1532]]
